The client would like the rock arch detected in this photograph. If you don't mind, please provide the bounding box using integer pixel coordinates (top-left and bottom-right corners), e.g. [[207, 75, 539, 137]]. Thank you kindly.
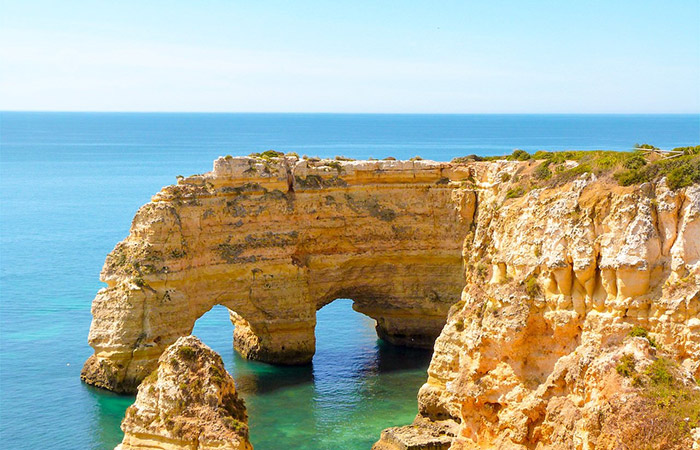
[[81, 156, 475, 393]]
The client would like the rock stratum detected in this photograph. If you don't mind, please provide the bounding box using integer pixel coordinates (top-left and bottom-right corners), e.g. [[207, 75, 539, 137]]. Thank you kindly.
[[376, 160, 700, 450], [83, 153, 700, 449], [117, 335, 251, 450], [82, 156, 473, 393]]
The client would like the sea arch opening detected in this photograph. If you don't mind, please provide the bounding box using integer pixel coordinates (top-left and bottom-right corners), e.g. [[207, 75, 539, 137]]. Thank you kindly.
[[308, 298, 434, 448], [189, 298, 433, 449]]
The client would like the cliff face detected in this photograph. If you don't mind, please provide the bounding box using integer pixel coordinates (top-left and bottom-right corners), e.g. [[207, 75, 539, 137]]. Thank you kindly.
[[377, 161, 700, 449], [82, 156, 473, 393], [116, 335, 252, 450], [83, 154, 699, 448]]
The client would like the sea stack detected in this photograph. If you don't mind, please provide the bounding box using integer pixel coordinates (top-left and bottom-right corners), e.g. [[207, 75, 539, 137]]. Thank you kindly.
[[116, 336, 252, 450]]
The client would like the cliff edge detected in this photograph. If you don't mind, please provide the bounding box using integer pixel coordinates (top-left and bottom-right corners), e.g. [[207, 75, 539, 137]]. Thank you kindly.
[[376, 155, 700, 450]]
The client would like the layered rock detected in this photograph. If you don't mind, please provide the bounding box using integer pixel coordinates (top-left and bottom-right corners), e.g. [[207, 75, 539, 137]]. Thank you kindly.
[[84, 153, 700, 447], [376, 161, 700, 449], [82, 156, 474, 393], [116, 335, 252, 450]]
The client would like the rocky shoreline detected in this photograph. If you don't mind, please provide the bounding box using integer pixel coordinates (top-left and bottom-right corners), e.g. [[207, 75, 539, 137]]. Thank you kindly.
[[82, 152, 699, 449]]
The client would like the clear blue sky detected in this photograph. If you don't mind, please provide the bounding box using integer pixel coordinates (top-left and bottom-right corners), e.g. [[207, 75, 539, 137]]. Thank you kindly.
[[1, 0, 698, 113]]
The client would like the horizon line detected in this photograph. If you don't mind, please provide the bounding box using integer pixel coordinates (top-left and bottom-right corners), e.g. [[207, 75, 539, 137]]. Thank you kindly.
[[1, 110, 699, 116]]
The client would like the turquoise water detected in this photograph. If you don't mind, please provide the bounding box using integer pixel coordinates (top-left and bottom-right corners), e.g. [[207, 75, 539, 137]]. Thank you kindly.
[[0, 112, 698, 449]]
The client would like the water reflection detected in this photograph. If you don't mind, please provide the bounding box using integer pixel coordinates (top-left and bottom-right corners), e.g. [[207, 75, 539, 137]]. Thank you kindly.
[[233, 355, 314, 395]]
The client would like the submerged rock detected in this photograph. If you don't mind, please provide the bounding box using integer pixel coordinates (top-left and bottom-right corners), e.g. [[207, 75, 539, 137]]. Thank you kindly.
[[116, 336, 252, 450]]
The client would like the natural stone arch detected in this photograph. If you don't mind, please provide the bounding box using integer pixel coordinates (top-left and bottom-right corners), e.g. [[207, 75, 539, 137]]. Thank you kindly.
[[81, 156, 476, 393]]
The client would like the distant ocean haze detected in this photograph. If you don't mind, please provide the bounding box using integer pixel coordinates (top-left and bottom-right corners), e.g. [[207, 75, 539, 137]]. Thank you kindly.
[[0, 112, 697, 449]]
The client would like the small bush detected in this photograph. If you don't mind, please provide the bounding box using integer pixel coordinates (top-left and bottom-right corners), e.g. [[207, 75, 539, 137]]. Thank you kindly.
[[636, 143, 659, 150], [645, 358, 673, 386], [624, 155, 647, 170], [552, 163, 592, 184], [674, 145, 700, 155], [260, 150, 284, 158], [640, 357, 700, 436], [452, 154, 484, 163], [177, 346, 196, 361], [505, 186, 526, 199], [533, 162, 552, 180], [507, 149, 531, 161], [665, 157, 700, 189], [629, 326, 657, 348], [210, 365, 226, 385], [326, 160, 343, 173], [222, 417, 248, 437], [616, 353, 636, 377], [524, 277, 540, 297], [614, 168, 647, 186]]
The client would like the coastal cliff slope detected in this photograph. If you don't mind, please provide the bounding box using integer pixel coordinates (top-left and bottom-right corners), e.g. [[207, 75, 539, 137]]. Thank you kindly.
[[376, 158, 700, 450], [80, 150, 700, 448], [82, 155, 472, 393], [116, 335, 252, 450]]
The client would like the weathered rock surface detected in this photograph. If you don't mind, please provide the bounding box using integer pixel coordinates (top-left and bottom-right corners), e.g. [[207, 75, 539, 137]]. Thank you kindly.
[[116, 335, 251, 450], [82, 156, 474, 393], [83, 153, 699, 448], [376, 162, 700, 449]]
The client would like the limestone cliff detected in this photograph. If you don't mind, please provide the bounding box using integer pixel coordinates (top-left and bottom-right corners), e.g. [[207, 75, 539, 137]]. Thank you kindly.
[[376, 160, 700, 449], [82, 152, 699, 448], [116, 335, 252, 450], [82, 156, 473, 393]]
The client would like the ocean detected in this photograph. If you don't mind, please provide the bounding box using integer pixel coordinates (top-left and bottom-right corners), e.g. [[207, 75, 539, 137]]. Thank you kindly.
[[0, 112, 698, 449]]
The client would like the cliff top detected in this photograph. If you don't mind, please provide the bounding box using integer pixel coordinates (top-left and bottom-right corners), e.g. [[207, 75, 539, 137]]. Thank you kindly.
[[160, 148, 699, 206]]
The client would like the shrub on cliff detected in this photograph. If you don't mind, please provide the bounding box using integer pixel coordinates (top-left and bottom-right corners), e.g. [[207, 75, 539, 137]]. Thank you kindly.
[[533, 162, 552, 180], [507, 149, 531, 161], [249, 150, 284, 159], [451, 154, 483, 163], [611, 354, 700, 448], [615, 153, 700, 190]]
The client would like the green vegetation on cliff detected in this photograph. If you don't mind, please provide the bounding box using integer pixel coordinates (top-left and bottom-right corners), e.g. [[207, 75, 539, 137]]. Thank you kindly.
[[614, 354, 700, 447], [454, 145, 700, 191]]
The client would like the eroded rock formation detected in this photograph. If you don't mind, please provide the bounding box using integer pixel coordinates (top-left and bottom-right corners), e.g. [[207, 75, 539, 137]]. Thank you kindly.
[[82, 156, 473, 393], [116, 335, 251, 450], [83, 153, 699, 448], [376, 161, 700, 449]]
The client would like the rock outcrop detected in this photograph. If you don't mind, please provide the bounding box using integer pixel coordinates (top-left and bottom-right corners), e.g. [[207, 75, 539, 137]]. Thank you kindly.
[[116, 335, 252, 450], [82, 156, 474, 393], [376, 161, 700, 449], [83, 152, 699, 447]]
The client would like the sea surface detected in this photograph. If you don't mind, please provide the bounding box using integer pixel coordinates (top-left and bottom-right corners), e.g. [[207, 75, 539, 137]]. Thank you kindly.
[[0, 112, 698, 449]]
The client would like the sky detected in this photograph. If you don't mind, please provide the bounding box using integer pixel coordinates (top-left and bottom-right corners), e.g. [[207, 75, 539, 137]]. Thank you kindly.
[[1, 0, 699, 113]]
